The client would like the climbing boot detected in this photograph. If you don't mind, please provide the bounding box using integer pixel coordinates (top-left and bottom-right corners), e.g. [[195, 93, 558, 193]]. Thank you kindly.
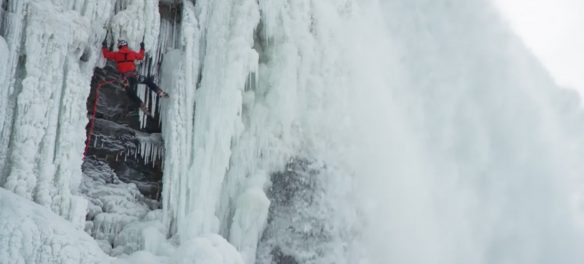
[[140, 103, 153, 117], [157, 90, 169, 98]]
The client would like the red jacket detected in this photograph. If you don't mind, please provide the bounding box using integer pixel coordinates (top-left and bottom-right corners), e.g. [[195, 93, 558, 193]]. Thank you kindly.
[[102, 46, 145, 73]]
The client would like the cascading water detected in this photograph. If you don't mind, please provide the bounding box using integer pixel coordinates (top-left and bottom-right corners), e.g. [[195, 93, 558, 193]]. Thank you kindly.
[[1, 0, 584, 263]]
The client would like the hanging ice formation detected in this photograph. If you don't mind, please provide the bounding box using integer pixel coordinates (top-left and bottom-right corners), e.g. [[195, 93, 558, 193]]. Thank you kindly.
[[2, 0, 584, 263]]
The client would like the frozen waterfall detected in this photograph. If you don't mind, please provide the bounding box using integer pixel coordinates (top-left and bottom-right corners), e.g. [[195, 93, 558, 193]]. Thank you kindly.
[[2, 0, 584, 263]]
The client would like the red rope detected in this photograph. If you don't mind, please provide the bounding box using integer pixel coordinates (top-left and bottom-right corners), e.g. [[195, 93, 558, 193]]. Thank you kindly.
[[83, 79, 117, 160]]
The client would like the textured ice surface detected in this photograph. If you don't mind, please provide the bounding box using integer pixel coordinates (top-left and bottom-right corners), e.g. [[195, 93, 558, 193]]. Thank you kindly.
[[0, 189, 111, 264], [0, 37, 7, 85], [81, 159, 158, 256], [160, 0, 261, 242], [0, 0, 116, 226]]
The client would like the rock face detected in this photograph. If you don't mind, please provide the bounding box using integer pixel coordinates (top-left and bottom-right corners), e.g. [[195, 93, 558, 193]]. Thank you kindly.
[[83, 64, 163, 200], [257, 159, 343, 264]]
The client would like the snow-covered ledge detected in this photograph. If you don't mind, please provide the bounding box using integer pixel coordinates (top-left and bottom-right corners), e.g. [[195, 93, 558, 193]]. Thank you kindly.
[[0, 189, 111, 264]]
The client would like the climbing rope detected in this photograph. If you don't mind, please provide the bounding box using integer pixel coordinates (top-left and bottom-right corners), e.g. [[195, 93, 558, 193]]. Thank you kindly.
[[83, 78, 119, 160]]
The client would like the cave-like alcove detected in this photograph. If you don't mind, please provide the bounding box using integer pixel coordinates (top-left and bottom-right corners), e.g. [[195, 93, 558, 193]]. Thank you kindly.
[[77, 0, 183, 255], [80, 0, 182, 204], [82, 64, 164, 200]]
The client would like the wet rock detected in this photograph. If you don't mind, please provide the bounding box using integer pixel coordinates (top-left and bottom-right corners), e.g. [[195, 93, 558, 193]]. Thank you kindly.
[[83, 64, 163, 200]]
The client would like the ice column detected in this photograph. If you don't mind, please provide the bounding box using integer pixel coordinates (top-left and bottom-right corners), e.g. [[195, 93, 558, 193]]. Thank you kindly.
[[160, 0, 260, 245], [0, 0, 27, 180], [0, 0, 116, 226]]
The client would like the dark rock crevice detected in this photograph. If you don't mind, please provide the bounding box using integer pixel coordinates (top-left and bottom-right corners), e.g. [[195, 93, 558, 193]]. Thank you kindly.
[[81, 0, 183, 211], [83, 64, 164, 200], [257, 158, 340, 264]]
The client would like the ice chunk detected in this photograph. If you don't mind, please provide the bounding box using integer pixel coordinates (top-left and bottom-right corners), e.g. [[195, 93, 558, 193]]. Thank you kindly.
[[229, 188, 270, 264], [172, 235, 244, 264]]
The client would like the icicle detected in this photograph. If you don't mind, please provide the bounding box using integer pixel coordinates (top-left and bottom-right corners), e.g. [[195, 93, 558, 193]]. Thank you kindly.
[[149, 142, 152, 164], [156, 144, 161, 164], [149, 144, 153, 165], [147, 142, 151, 165], [259, 0, 274, 47], [156, 145, 161, 163], [255, 67, 260, 91], [154, 94, 158, 114], [151, 145, 156, 166], [142, 142, 150, 163], [142, 142, 147, 164]]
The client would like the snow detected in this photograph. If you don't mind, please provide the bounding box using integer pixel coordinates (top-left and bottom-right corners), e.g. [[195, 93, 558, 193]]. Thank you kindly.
[[111, 234, 244, 264], [0, 189, 111, 264], [171, 235, 245, 264]]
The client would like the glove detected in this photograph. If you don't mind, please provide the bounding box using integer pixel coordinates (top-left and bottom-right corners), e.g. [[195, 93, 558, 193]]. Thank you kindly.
[[140, 42, 145, 50]]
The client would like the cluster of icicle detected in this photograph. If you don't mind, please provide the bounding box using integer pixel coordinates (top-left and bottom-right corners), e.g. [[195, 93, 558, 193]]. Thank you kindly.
[[89, 133, 164, 167]]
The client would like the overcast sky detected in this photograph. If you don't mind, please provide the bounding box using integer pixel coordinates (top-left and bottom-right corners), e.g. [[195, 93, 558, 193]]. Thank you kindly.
[[493, 0, 584, 92]]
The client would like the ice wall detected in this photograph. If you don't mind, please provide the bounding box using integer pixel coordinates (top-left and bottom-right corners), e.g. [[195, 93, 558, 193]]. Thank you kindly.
[[0, 0, 115, 227], [0, 0, 166, 261], [159, 0, 266, 262], [160, 0, 258, 234]]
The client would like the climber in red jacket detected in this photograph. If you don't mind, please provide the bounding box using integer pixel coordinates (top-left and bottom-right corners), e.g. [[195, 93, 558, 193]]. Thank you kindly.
[[102, 39, 168, 116]]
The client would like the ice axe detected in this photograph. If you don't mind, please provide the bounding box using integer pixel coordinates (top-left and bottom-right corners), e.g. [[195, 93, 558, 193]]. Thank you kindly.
[[102, 28, 114, 51], [140, 34, 153, 79], [101, 29, 108, 48], [108, 29, 115, 50]]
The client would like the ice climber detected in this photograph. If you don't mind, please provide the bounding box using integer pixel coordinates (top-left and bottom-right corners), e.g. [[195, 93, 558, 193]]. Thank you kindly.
[[102, 39, 168, 116]]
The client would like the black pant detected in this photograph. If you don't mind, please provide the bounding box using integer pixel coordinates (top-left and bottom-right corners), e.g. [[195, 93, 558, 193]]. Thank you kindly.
[[123, 73, 161, 106]]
